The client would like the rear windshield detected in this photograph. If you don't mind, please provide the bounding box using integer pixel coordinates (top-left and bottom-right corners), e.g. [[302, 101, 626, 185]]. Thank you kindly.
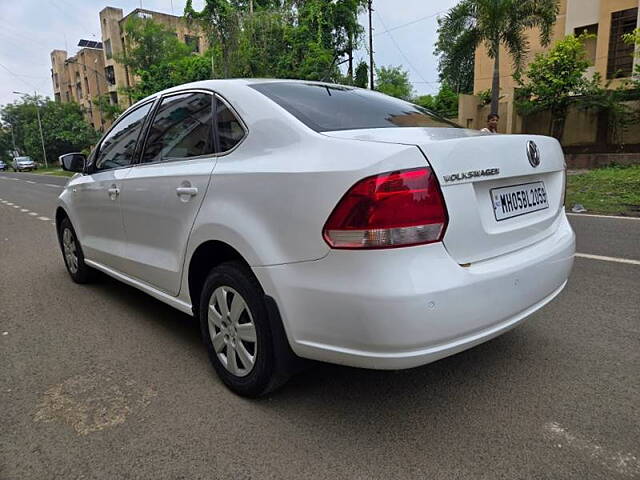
[[250, 82, 459, 132]]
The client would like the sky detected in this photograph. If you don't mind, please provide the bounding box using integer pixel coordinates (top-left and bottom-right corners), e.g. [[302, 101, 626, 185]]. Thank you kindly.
[[0, 0, 459, 106]]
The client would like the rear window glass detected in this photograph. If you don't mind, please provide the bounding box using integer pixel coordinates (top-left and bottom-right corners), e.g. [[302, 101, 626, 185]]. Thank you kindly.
[[250, 82, 459, 132]]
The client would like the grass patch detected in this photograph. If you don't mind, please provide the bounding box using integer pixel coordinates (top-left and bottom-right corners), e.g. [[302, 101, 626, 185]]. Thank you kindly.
[[566, 165, 640, 217], [30, 166, 74, 178]]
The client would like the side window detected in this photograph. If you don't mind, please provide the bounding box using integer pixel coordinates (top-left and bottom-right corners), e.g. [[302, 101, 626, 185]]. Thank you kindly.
[[215, 98, 246, 152], [141, 92, 214, 164], [95, 102, 153, 170]]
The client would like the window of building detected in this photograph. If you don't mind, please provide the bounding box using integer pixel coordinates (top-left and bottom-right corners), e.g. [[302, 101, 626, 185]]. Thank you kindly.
[[109, 92, 118, 105], [55, 93, 61, 102], [215, 98, 246, 152], [141, 92, 214, 163], [104, 39, 113, 59], [137, 11, 153, 20], [105, 65, 116, 85], [574, 24, 598, 64], [85, 77, 90, 96], [95, 102, 153, 170], [607, 8, 638, 79], [185, 35, 200, 53], [54, 73, 59, 89], [75, 72, 83, 99]]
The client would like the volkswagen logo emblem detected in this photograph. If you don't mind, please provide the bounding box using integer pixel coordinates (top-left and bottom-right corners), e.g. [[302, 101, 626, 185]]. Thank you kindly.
[[527, 140, 541, 168]]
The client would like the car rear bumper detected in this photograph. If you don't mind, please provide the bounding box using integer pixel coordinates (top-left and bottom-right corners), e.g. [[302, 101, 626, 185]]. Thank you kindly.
[[253, 212, 575, 369]]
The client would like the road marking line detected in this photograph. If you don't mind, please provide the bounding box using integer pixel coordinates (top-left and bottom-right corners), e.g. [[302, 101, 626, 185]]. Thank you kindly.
[[544, 422, 640, 477], [20, 208, 29, 212], [28, 212, 38, 216], [6, 202, 14, 206], [25, 180, 36, 184], [37, 216, 51, 221], [12, 205, 20, 208], [567, 212, 640, 221], [576, 253, 640, 266], [45, 184, 62, 188]]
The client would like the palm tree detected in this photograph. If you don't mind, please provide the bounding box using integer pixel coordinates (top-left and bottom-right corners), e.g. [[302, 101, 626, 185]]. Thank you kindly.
[[437, 0, 559, 115]]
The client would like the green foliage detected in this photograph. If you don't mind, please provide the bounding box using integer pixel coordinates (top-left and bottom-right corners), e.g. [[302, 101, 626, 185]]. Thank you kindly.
[[0, 95, 100, 164], [129, 55, 213, 101], [437, 0, 559, 112], [517, 34, 640, 142], [118, 15, 195, 72], [93, 94, 123, 122], [184, 0, 366, 83], [566, 165, 640, 216], [354, 61, 368, 88], [516, 34, 603, 138], [622, 28, 640, 88], [375, 66, 413, 100], [413, 83, 459, 118]]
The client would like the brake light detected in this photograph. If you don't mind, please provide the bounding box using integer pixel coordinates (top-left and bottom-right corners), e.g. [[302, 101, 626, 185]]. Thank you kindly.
[[323, 167, 448, 249]]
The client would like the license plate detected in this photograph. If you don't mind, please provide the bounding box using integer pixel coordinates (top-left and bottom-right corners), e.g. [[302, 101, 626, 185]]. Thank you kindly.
[[490, 181, 549, 221]]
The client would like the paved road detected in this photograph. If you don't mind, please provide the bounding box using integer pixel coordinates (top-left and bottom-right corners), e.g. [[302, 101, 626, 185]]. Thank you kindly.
[[1, 172, 639, 480]]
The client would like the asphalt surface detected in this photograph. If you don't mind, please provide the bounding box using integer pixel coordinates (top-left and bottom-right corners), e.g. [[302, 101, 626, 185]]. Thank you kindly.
[[1, 171, 639, 480]]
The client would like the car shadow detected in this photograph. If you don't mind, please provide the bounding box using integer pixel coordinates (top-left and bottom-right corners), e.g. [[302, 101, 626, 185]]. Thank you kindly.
[[87, 270, 540, 412]]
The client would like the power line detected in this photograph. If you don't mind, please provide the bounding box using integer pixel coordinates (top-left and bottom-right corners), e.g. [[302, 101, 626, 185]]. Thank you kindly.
[[374, 9, 449, 37], [374, 10, 431, 85]]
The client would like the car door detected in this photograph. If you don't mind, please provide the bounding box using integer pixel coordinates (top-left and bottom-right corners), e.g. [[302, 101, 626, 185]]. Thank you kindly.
[[71, 100, 154, 271], [118, 90, 247, 296]]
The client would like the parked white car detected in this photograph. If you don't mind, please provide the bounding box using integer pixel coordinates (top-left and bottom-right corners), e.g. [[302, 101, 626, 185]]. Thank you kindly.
[[12, 156, 36, 172], [57, 79, 575, 396]]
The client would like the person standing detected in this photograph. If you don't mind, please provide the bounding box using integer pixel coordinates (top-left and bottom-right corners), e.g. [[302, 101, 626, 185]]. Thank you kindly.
[[480, 113, 499, 134]]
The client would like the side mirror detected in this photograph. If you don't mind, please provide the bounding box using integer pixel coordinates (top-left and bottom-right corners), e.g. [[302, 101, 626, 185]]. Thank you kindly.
[[59, 153, 86, 173]]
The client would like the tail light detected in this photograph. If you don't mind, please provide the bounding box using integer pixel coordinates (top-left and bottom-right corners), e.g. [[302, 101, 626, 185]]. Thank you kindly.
[[323, 167, 448, 249]]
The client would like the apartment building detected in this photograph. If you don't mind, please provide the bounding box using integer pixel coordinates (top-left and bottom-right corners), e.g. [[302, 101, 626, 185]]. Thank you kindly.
[[99, 7, 208, 111], [465, 0, 640, 133], [50, 42, 108, 131], [50, 6, 208, 130]]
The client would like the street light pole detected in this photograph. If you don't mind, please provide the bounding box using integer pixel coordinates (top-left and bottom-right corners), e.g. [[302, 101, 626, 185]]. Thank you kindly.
[[12, 91, 48, 168]]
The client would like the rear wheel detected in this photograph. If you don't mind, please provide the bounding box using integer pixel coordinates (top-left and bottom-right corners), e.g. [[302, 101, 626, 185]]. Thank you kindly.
[[58, 217, 95, 283], [199, 261, 287, 397]]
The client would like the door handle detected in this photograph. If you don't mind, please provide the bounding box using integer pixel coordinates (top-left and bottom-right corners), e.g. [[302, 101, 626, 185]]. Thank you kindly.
[[176, 187, 198, 197], [107, 185, 120, 199]]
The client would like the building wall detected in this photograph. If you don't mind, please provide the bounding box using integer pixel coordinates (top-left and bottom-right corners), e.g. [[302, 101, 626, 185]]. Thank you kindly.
[[50, 48, 108, 131], [468, 0, 639, 138], [99, 7, 209, 111]]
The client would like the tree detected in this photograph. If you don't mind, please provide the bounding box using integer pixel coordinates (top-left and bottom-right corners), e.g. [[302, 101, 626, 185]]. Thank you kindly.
[[437, 0, 559, 114], [414, 83, 459, 118], [1, 95, 99, 164], [516, 34, 604, 139], [434, 17, 475, 94], [184, 0, 367, 82], [353, 61, 368, 88], [375, 66, 413, 100], [622, 28, 640, 88], [93, 94, 123, 122], [117, 15, 194, 73], [130, 55, 213, 101]]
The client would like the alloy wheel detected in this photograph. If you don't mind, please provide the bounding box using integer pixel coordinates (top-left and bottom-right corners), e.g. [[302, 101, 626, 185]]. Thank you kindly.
[[208, 286, 257, 377], [62, 228, 79, 274]]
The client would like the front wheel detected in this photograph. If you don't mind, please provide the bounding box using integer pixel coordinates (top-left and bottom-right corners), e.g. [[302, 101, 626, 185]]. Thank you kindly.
[[199, 262, 287, 397], [58, 217, 95, 283]]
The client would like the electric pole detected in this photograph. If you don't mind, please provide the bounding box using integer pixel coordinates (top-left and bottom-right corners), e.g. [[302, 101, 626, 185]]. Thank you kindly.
[[368, 0, 374, 90]]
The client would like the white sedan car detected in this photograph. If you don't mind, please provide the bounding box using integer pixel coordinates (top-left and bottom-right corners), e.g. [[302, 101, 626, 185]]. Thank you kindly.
[[57, 79, 575, 396]]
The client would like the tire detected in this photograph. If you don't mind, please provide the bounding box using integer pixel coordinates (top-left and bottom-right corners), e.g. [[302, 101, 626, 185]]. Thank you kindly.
[[199, 261, 288, 397], [57, 217, 95, 284]]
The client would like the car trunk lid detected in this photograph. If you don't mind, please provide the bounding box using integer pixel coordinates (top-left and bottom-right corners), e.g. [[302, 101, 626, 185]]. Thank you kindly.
[[322, 128, 566, 264]]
